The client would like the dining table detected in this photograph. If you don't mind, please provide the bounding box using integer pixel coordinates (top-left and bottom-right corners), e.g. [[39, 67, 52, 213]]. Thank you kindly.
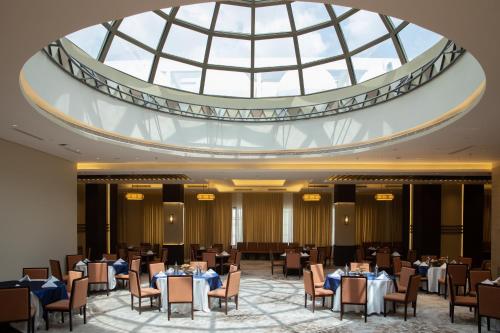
[[216, 252, 231, 274], [324, 271, 395, 314], [152, 270, 222, 313], [415, 263, 445, 293]]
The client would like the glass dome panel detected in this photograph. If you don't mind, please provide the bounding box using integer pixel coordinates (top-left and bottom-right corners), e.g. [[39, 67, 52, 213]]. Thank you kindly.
[[255, 5, 291, 34], [66, 24, 107, 59], [291, 2, 330, 30], [204, 69, 250, 97], [154, 58, 202, 93], [254, 37, 296, 68], [340, 10, 388, 51], [399, 24, 442, 61], [298, 26, 342, 64], [303, 60, 350, 94], [118, 12, 165, 49], [215, 4, 251, 34], [208, 37, 251, 68], [163, 25, 208, 62], [104, 36, 154, 81], [352, 38, 401, 83], [254, 70, 300, 97], [332, 5, 351, 17], [176, 2, 215, 29]]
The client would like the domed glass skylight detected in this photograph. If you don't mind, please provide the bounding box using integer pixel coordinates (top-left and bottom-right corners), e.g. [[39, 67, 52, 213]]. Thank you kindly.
[[65, 1, 443, 98]]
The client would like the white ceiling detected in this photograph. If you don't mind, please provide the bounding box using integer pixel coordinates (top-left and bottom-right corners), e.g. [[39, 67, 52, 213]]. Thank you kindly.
[[1, 0, 500, 180]]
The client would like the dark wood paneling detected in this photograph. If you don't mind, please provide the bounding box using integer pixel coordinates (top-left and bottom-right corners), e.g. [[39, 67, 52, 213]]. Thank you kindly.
[[162, 184, 184, 203], [334, 184, 356, 203], [412, 185, 441, 258], [334, 245, 357, 266], [463, 184, 484, 267], [402, 184, 410, 256], [85, 184, 107, 261], [109, 184, 118, 254]]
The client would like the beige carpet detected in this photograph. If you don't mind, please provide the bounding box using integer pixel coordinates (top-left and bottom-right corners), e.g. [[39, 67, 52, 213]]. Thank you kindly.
[[14, 260, 494, 332]]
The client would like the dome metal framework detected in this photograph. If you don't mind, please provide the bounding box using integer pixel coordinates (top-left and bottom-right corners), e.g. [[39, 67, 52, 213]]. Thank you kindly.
[[65, 1, 443, 98]]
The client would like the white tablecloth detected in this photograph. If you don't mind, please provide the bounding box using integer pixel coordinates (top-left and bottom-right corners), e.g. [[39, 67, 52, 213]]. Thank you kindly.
[[74, 263, 117, 290], [425, 267, 445, 293], [156, 276, 212, 313], [332, 279, 395, 314]]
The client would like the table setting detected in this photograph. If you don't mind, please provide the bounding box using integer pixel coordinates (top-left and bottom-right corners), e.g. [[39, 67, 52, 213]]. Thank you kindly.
[[74, 258, 129, 290], [413, 259, 446, 293]]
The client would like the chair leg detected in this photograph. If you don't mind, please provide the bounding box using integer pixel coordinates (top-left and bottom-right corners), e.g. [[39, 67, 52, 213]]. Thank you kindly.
[[139, 298, 142, 315], [61, 312, 64, 323], [304, 293, 307, 308], [150, 297, 153, 308], [404, 304, 407, 321], [413, 301, 417, 317], [45, 310, 49, 330], [219, 298, 221, 308], [487, 317, 490, 330], [322, 297, 325, 308], [478, 315, 482, 333], [84, 305, 87, 324], [131, 295, 134, 310], [365, 304, 367, 323], [236, 295, 239, 310], [384, 300, 386, 317], [225, 298, 228, 315], [168, 303, 171, 321], [69, 310, 72, 332], [451, 305, 455, 323], [331, 294, 334, 310], [393, 301, 396, 313], [192, 303, 194, 320], [312, 296, 315, 313], [340, 304, 343, 321]]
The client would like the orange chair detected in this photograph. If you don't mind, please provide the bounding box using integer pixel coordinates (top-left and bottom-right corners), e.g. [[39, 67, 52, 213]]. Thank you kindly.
[[190, 261, 208, 272], [167, 275, 193, 320], [397, 267, 416, 293], [393, 257, 402, 277], [221, 265, 239, 289], [45, 277, 89, 331], [439, 264, 468, 299], [269, 250, 284, 275], [401, 260, 412, 268], [350, 262, 370, 272], [303, 270, 334, 312], [448, 274, 477, 323], [66, 255, 83, 274], [129, 270, 161, 314], [340, 276, 368, 322], [202, 252, 217, 270], [477, 283, 500, 332], [49, 260, 68, 281], [307, 248, 319, 266], [116, 258, 140, 289], [66, 270, 83, 296], [0, 286, 35, 333], [468, 270, 491, 297], [384, 274, 421, 321], [208, 270, 241, 315], [88, 262, 109, 296], [22, 267, 48, 280], [148, 262, 165, 284], [376, 252, 391, 270], [310, 264, 326, 288], [458, 256, 473, 269], [102, 254, 117, 261], [285, 252, 302, 279]]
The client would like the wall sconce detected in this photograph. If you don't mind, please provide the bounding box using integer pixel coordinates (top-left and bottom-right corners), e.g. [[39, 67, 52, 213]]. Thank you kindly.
[[169, 213, 175, 224], [344, 215, 350, 225]]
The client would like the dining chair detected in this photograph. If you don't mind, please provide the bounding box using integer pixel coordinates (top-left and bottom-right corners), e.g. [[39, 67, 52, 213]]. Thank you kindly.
[[221, 265, 239, 289], [448, 274, 477, 323], [439, 264, 468, 299], [202, 252, 217, 270], [116, 258, 140, 289], [22, 267, 49, 280], [190, 261, 208, 272], [102, 253, 117, 261], [234, 251, 242, 269], [458, 256, 473, 269], [212, 244, 223, 253], [420, 255, 438, 261], [340, 275, 368, 322], [148, 262, 165, 284], [129, 270, 161, 314], [376, 252, 391, 271], [396, 267, 416, 293], [350, 262, 370, 273], [0, 286, 35, 333], [50, 259, 68, 281], [393, 256, 402, 277], [306, 248, 319, 267], [88, 262, 109, 296], [66, 270, 83, 296], [401, 260, 412, 268], [45, 277, 89, 331], [303, 270, 334, 312], [285, 252, 302, 279], [477, 283, 500, 332], [384, 274, 421, 321], [481, 260, 491, 271], [310, 264, 326, 288], [167, 275, 194, 320], [66, 254, 84, 274], [208, 270, 241, 315], [468, 270, 491, 297], [269, 250, 284, 275]]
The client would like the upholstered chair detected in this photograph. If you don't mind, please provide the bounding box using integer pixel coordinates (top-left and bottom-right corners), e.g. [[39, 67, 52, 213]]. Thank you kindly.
[[468, 270, 491, 297], [448, 274, 477, 323], [190, 261, 208, 272], [66, 254, 84, 274], [310, 264, 326, 288], [285, 252, 302, 278], [384, 274, 421, 320], [340, 276, 368, 322], [88, 262, 109, 296], [148, 262, 165, 284], [397, 267, 416, 293], [350, 262, 370, 273], [477, 283, 500, 332], [22, 267, 49, 280], [50, 259, 68, 281], [208, 270, 241, 315], [303, 270, 334, 312], [0, 286, 35, 333], [116, 258, 140, 289], [129, 270, 161, 314], [167, 275, 193, 320]]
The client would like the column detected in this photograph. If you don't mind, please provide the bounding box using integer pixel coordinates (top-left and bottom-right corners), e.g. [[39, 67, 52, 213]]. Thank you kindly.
[[491, 164, 500, 277]]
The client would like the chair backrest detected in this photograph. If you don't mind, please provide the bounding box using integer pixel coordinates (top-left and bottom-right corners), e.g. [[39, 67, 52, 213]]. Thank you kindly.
[[458, 256, 472, 268], [341, 276, 367, 304], [420, 255, 437, 261], [128, 270, 141, 297], [355, 247, 364, 262], [393, 256, 402, 274], [447, 264, 468, 286], [161, 249, 168, 264], [481, 260, 491, 271], [212, 244, 223, 253], [202, 252, 216, 268], [229, 264, 238, 273], [70, 277, 89, 309], [350, 262, 370, 272], [285, 248, 296, 254], [88, 262, 108, 283], [303, 270, 315, 296], [66, 254, 84, 273], [103, 253, 117, 261], [235, 251, 242, 267], [286, 252, 301, 269], [0, 286, 30, 322], [469, 270, 491, 293], [67, 270, 83, 293], [309, 249, 318, 264], [406, 274, 421, 303], [401, 260, 411, 268], [22, 267, 48, 280], [128, 251, 140, 263], [399, 267, 416, 289], [206, 248, 218, 253], [448, 274, 458, 303], [130, 258, 141, 273], [477, 284, 500, 318], [310, 264, 325, 284], [376, 253, 391, 268], [190, 261, 208, 272], [226, 270, 241, 298], [167, 276, 193, 303], [50, 260, 63, 281], [149, 262, 165, 282]]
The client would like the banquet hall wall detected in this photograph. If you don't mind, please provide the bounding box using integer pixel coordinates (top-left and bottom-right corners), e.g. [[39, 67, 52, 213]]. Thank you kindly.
[[0, 139, 76, 280]]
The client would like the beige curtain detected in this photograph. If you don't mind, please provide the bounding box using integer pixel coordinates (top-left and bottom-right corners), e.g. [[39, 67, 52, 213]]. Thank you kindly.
[[293, 192, 332, 246], [355, 192, 402, 245], [142, 193, 164, 245], [211, 193, 232, 246], [243, 193, 283, 242]]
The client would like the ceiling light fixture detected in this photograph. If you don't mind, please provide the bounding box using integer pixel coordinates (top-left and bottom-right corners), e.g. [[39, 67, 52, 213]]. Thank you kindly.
[[125, 193, 144, 200], [302, 193, 321, 202], [197, 193, 215, 201], [374, 193, 394, 201]]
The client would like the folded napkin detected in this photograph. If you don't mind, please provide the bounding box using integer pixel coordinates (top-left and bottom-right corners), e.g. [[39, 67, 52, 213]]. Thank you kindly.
[[48, 275, 59, 283], [156, 271, 167, 278], [166, 268, 174, 274], [440, 263, 447, 269], [413, 260, 421, 266], [368, 247, 376, 251], [371, 252, 377, 256], [221, 251, 229, 256], [19, 275, 31, 282], [42, 280, 57, 288], [101, 257, 106, 261], [83, 259, 89, 263], [76, 260, 85, 267], [376, 272, 390, 280], [281, 253, 286, 256], [420, 262, 428, 267], [482, 279, 494, 285], [450, 260, 457, 264], [147, 250, 154, 255], [206, 269, 216, 275], [330, 269, 343, 278], [392, 251, 400, 256], [127, 246, 134, 250], [116, 258, 126, 264], [495, 277, 500, 284]]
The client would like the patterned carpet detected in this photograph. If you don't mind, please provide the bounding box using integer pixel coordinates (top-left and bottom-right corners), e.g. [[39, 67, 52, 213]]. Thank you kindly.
[[11, 260, 493, 333]]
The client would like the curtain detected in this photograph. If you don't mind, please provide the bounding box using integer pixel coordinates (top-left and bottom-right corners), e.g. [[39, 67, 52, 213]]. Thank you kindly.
[[243, 193, 283, 242], [212, 193, 232, 246], [293, 192, 332, 246], [355, 192, 402, 245], [142, 193, 164, 245]]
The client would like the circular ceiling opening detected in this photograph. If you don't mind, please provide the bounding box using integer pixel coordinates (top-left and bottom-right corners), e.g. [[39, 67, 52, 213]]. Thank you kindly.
[[64, 1, 443, 99]]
